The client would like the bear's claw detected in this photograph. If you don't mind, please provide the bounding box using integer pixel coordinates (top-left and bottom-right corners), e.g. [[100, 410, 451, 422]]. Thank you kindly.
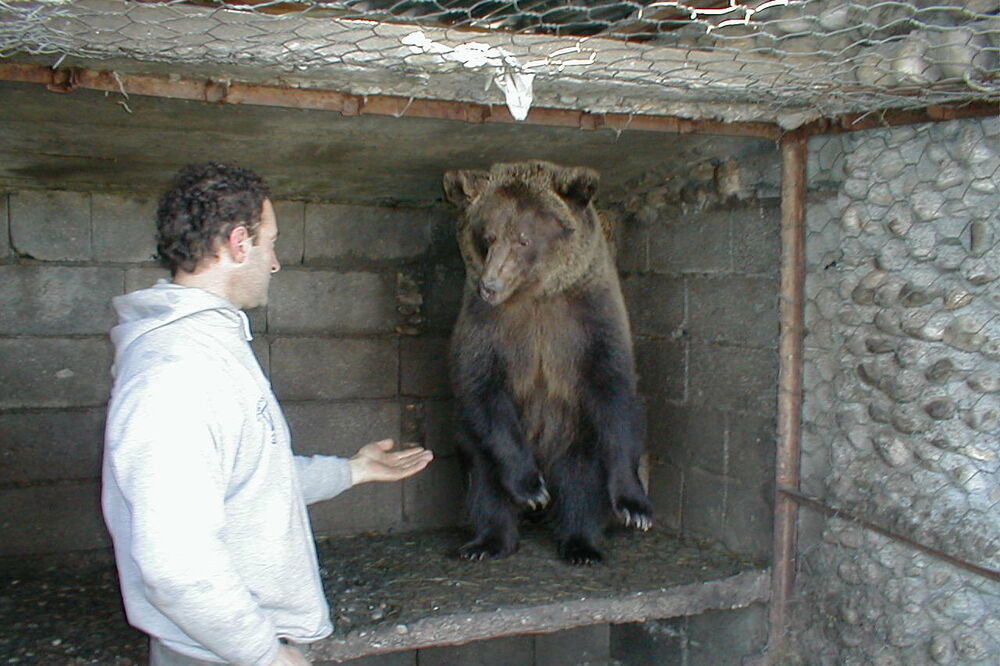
[[511, 474, 550, 510], [558, 536, 604, 565], [615, 498, 654, 531], [458, 535, 516, 561]]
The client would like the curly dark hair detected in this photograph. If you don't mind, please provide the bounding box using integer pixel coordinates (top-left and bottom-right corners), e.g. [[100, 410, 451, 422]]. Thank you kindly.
[[156, 162, 271, 275]]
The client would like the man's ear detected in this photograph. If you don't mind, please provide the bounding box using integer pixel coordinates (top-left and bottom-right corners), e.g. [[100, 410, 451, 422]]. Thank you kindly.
[[226, 225, 251, 263]]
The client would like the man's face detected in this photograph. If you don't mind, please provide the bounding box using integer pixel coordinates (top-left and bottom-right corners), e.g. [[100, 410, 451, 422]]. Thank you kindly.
[[237, 198, 280, 309]]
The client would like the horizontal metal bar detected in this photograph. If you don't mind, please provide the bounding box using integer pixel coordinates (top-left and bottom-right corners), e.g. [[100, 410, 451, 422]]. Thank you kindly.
[[779, 488, 1000, 584], [0, 63, 783, 139]]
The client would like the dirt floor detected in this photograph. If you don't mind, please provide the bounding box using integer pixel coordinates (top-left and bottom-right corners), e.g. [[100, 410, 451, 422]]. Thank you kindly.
[[0, 526, 766, 664]]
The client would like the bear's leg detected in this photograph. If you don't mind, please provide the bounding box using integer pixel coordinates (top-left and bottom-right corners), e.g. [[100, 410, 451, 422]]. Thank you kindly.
[[549, 450, 610, 565], [607, 444, 654, 532], [458, 451, 520, 560]]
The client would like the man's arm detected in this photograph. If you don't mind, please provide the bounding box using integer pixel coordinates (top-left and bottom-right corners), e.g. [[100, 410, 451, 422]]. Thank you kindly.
[[294, 440, 433, 505]]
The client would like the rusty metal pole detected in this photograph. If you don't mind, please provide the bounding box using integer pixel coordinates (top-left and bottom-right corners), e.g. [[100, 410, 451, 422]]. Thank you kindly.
[[767, 130, 808, 660]]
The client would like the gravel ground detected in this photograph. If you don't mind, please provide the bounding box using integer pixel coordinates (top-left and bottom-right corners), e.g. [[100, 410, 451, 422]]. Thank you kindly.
[[1, 526, 762, 665]]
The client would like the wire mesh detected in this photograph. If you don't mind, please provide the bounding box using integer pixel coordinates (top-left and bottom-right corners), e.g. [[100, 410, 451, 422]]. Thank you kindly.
[[0, 1, 997, 123], [799, 117, 1000, 661]]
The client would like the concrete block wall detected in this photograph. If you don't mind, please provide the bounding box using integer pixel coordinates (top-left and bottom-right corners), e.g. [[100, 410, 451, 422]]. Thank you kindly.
[[618, 199, 782, 561], [610, 604, 768, 666], [326, 624, 610, 666], [0, 189, 466, 558]]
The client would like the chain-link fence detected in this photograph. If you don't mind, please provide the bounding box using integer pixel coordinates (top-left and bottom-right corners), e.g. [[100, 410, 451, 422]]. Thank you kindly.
[[1, 1, 997, 125], [796, 117, 1000, 663]]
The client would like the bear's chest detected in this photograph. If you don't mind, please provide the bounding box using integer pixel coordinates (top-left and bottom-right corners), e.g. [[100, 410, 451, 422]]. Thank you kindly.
[[494, 299, 587, 406]]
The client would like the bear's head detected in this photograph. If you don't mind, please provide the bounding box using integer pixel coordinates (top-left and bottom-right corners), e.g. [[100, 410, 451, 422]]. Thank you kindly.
[[443, 161, 607, 306]]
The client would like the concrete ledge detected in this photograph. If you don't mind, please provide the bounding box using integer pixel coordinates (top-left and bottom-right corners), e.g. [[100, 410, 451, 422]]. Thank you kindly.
[[308, 527, 769, 662], [0, 527, 768, 664]]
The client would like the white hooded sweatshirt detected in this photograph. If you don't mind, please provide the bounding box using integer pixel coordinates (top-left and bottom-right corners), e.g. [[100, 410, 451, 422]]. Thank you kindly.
[[102, 282, 353, 666]]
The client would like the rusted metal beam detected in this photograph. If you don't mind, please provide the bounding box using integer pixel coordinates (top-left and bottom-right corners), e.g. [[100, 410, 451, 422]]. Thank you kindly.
[[0, 63, 783, 139], [800, 101, 999, 135], [767, 129, 808, 662], [780, 488, 1000, 584]]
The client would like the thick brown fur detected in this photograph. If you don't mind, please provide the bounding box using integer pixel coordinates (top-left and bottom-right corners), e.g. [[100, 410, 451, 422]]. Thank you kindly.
[[444, 161, 652, 565]]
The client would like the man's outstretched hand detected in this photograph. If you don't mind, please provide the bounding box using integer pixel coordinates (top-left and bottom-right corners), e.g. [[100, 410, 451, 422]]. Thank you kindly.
[[349, 439, 433, 485]]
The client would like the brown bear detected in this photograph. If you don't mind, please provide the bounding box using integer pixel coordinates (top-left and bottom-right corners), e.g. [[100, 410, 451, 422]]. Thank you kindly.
[[443, 160, 653, 565]]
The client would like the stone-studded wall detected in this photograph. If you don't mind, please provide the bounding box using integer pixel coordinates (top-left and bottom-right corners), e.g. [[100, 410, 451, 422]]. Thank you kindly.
[[0, 190, 465, 558], [788, 118, 1000, 663]]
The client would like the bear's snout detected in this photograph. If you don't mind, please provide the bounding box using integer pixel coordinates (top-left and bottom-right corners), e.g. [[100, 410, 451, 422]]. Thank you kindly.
[[478, 277, 505, 305]]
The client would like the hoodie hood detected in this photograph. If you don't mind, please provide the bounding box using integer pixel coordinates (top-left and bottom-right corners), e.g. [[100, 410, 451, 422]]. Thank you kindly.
[[110, 281, 252, 372]]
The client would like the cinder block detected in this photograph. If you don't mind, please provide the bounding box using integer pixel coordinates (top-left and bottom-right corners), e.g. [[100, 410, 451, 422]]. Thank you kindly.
[[0, 265, 123, 335], [535, 624, 610, 666], [0, 193, 9, 259], [283, 400, 403, 458], [92, 193, 158, 263], [634, 338, 685, 401], [268, 270, 396, 334], [0, 338, 113, 408], [417, 634, 534, 666], [646, 404, 726, 473], [688, 344, 778, 416], [648, 461, 682, 531], [723, 478, 773, 560], [403, 455, 464, 529], [621, 275, 686, 338], [10, 190, 91, 261], [610, 619, 684, 666], [304, 204, 433, 262], [616, 218, 648, 274], [686, 604, 767, 666], [0, 481, 110, 556], [421, 399, 456, 457], [244, 304, 268, 336], [400, 337, 451, 398], [731, 203, 781, 276], [250, 336, 270, 376], [727, 414, 776, 490], [688, 276, 778, 349], [423, 266, 464, 334], [649, 209, 730, 275], [683, 465, 726, 543], [123, 266, 170, 294], [0, 408, 105, 483], [428, 207, 463, 268], [270, 338, 398, 400], [272, 200, 305, 267], [332, 650, 416, 666], [308, 481, 402, 535]]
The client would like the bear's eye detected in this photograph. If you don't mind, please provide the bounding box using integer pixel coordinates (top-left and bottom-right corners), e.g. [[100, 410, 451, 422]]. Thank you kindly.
[[517, 233, 531, 247]]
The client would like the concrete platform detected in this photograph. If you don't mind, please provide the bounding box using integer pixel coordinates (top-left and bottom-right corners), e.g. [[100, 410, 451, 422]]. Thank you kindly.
[[0, 527, 770, 664]]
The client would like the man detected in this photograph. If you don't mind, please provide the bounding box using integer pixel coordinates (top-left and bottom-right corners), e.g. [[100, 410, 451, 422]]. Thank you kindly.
[[102, 162, 433, 666]]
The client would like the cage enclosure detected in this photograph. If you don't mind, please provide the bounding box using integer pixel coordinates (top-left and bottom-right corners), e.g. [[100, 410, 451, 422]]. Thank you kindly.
[[0, 1, 996, 665]]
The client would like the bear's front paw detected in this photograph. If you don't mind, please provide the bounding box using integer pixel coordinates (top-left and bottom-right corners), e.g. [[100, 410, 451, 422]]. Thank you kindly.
[[509, 473, 550, 511], [614, 496, 654, 531], [558, 536, 604, 565], [458, 535, 516, 561]]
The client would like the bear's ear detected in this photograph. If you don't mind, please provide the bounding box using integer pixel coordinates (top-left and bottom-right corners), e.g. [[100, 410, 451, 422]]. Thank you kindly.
[[554, 167, 599, 208], [443, 170, 490, 210]]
